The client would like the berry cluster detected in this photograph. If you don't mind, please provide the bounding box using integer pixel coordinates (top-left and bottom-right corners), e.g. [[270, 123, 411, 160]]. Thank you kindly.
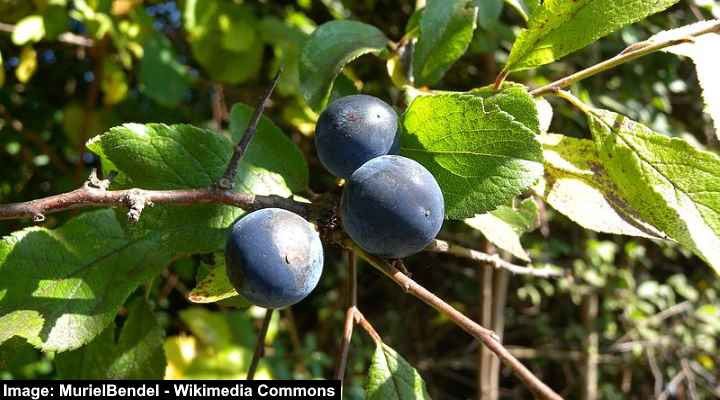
[[317, 95, 445, 258], [223, 94, 444, 309]]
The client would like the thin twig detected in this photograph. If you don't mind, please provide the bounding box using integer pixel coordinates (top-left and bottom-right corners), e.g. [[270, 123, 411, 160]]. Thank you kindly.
[[611, 301, 692, 348], [426, 239, 565, 278], [247, 308, 274, 380], [211, 83, 229, 129], [529, 20, 720, 97], [335, 251, 358, 380], [0, 22, 94, 47], [647, 348, 663, 398], [682, 358, 699, 400], [341, 238, 563, 400], [217, 68, 282, 190], [354, 309, 382, 345], [657, 370, 685, 400]]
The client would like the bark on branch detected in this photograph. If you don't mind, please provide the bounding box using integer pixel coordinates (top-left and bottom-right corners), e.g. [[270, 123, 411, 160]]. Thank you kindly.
[[0, 181, 309, 222]]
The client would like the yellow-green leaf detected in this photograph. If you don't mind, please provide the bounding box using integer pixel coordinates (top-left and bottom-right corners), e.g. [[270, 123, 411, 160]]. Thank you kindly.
[[465, 198, 539, 261], [505, 0, 679, 72], [589, 109, 720, 273], [539, 133, 665, 239], [15, 47, 37, 83]]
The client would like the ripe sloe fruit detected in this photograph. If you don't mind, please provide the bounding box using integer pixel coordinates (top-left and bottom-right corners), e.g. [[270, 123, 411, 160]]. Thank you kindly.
[[341, 155, 444, 258], [315, 94, 399, 178], [225, 208, 324, 309]]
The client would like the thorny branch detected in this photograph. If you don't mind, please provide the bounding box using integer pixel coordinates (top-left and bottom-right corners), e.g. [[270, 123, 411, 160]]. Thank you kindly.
[[0, 174, 310, 223], [217, 68, 282, 190], [0, 72, 564, 399]]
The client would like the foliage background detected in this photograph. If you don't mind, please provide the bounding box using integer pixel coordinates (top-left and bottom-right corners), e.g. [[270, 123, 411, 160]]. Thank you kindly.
[[1, 0, 719, 399]]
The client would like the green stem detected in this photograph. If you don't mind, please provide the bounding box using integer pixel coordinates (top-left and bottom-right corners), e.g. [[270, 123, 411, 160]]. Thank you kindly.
[[530, 20, 720, 97], [553, 90, 593, 114]]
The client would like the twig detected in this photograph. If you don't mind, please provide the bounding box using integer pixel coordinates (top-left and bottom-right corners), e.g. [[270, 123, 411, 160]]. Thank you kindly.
[[529, 20, 720, 97], [0, 22, 94, 47], [211, 83, 229, 129], [217, 68, 282, 190], [682, 358, 698, 400], [0, 180, 309, 223], [247, 308, 274, 380], [657, 370, 685, 400], [354, 309, 382, 345], [647, 348, 663, 398], [335, 251, 358, 380], [341, 238, 563, 400], [426, 240, 565, 278], [611, 301, 692, 348]]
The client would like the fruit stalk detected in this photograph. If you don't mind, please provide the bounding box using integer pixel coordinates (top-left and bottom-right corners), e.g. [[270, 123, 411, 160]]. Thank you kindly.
[[247, 308, 274, 380], [334, 251, 358, 380]]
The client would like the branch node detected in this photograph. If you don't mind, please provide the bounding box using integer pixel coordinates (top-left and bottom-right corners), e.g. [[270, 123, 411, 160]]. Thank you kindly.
[[124, 189, 147, 223], [86, 168, 116, 190]]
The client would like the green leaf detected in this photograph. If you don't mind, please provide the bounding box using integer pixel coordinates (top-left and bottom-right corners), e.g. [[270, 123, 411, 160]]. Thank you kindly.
[[504, 0, 679, 72], [470, 82, 541, 134], [476, 0, 503, 29], [0, 210, 172, 352], [230, 104, 309, 192], [40, 4, 69, 40], [55, 300, 165, 379], [184, 0, 262, 84], [179, 308, 236, 349], [588, 109, 720, 273], [413, 0, 477, 86], [0, 338, 41, 376], [139, 34, 192, 107], [539, 133, 665, 239], [12, 15, 45, 46], [649, 20, 720, 142], [465, 198, 539, 261], [300, 20, 388, 110], [366, 342, 431, 400], [401, 93, 543, 219], [188, 255, 247, 305]]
